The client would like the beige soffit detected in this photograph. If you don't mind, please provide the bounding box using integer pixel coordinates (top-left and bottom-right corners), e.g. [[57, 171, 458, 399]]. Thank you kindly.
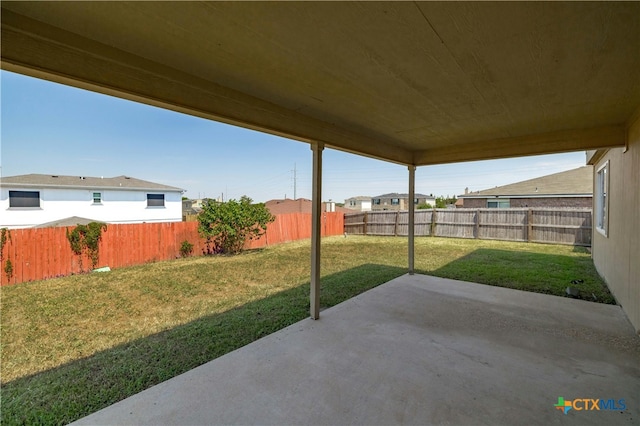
[[1, 2, 638, 166]]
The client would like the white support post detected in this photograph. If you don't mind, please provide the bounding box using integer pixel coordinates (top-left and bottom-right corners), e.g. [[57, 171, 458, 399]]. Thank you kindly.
[[408, 165, 416, 275], [310, 142, 324, 319]]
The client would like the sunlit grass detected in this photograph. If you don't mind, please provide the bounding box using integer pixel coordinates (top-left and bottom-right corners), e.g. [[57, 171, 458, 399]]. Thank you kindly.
[[0, 236, 611, 424]]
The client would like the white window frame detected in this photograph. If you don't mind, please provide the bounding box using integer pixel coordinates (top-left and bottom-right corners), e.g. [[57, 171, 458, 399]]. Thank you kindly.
[[595, 161, 609, 237], [92, 192, 102, 204]]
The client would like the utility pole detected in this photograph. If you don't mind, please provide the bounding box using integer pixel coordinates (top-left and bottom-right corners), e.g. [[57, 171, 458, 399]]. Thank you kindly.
[[293, 163, 297, 200]]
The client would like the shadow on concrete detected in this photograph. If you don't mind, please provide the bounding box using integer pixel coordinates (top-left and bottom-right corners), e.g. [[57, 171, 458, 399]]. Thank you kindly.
[[419, 248, 615, 304], [1, 263, 407, 425]]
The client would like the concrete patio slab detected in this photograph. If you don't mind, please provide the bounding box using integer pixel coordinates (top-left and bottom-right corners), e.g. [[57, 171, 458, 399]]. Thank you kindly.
[[74, 274, 640, 425]]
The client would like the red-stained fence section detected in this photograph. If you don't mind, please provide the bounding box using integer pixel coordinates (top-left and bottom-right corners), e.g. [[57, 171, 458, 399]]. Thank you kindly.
[[0, 212, 344, 285]]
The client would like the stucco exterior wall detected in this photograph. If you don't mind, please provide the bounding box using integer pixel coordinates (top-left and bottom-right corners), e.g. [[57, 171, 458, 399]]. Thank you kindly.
[[0, 187, 183, 228], [591, 114, 640, 333]]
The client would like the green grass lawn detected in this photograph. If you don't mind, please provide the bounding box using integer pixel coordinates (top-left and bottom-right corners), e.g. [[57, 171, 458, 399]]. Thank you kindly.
[[0, 236, 612, 425]]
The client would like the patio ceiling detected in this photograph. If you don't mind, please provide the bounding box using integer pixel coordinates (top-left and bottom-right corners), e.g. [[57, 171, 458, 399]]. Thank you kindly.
[[2, 2, 638, 166]]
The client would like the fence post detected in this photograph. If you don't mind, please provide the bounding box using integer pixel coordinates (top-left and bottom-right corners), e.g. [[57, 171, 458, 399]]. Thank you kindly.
[[431, 209, 437, 237], [394, 211, 399, 236], [475, 209, 480, 239], [363, 212, 368, 236], [527, 208, 533, 242]]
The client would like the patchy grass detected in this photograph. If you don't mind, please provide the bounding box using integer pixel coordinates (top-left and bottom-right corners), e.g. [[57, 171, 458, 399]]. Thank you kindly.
[[0, 236, 611, 424]]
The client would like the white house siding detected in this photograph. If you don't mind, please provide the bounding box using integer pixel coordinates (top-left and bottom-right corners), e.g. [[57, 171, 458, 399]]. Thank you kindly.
[[0, 187, 182, 228], [590, 113, 640, 333], [344, 197, 372, 212]]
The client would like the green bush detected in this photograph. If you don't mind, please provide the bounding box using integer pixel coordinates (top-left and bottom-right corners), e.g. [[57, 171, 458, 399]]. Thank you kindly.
[[180, 240, 194, 257], [198, 196, 275, 254]]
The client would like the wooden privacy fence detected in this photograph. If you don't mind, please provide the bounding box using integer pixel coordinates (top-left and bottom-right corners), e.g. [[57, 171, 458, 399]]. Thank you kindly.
[[0, 212, 344, 285], [345, 208, 592, 246], [245, 212, 344, 249]]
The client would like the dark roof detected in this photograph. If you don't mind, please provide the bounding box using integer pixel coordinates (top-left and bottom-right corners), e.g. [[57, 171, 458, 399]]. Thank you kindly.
[[0, 174, 183, 192], [460, 166, 593, 198], [372, 193, 432, 199]]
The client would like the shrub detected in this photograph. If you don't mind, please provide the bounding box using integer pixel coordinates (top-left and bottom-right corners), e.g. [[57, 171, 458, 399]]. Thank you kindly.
[[4, 259, 13, 282], [198, 196, 275, 254], [180, 240, 194, 258]]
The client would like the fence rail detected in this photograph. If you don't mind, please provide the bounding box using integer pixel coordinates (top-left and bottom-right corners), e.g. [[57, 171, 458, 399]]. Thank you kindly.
[[345, 208, 592, 246], [0, 212, 344, 286]]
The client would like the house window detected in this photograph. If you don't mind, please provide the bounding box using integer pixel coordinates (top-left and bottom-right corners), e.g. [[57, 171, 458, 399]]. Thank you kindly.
[[349, 200, 356, 206], [595, 161, 609, 236], [373, 199, 381, 205], [487, 199, 510, 208], [92, 192, 102, 204], [391, 198, 400, 205], [414, 198, 419, 204], [9, 190, 40, 208], [147, 193, 165, 207]]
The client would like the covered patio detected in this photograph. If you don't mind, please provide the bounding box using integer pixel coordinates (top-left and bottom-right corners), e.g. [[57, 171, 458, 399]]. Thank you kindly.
[[2, 2, 639, 424], [3, 2, 638, 318], [73, 274, 640, 425]]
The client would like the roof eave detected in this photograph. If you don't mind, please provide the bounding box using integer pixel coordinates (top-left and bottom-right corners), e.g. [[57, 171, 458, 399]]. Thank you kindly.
[[1, 182, 184, 192], [459, 193, 592, 199]]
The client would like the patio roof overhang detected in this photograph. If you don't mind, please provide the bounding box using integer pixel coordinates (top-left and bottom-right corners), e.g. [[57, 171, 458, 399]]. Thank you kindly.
[[2, 2, 638, 166], [2, 2, 639, 319]]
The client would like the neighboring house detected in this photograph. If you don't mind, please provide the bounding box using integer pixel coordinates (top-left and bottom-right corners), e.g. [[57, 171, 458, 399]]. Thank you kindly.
[[182, 197, 225, 221], [182, 199, 200, 216], [344, 196, 372, 212], [182, 199, 201, 222], [182, 197, 219, 215], [371, 193, 436, 211], [191, 197, 222, 209], [458, 167, 593, 208], [0, 174, 184, 229], [587, 111, 640, 334], [265, 198, 351, 215]]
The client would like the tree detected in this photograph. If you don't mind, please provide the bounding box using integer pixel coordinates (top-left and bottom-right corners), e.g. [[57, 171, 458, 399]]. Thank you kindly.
[[435, 195, 458, 208], [417, 202, 433, 209], [198, 196, 275, 254]]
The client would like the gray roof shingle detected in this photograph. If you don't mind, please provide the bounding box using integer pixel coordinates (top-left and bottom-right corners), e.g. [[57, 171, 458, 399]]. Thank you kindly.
[[460, 166, 592, 197], [0, 174, 183, 192], [372, 193, 432, 199], [33, 216, 101, 228]]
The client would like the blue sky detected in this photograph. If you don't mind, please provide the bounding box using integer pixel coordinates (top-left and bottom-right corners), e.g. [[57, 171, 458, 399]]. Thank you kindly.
[[1, 70, 586, 203]]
